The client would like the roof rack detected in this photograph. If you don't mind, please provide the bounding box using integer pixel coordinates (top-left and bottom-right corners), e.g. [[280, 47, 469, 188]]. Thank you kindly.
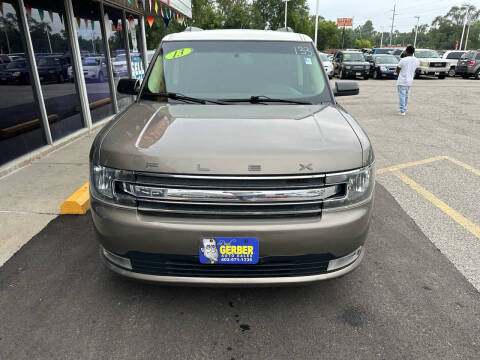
[[277, 27, 294, 32], [184, 26, 203, 32]]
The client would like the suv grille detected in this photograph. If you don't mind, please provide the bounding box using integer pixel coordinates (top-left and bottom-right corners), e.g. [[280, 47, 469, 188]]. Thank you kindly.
[[120, 173, 345, 218], [430, 62, 446, 67], [127, 252, 335, 277]]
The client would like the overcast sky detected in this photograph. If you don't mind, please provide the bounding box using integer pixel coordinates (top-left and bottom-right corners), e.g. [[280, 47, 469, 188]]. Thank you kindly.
[[306, 0, 467, 32]]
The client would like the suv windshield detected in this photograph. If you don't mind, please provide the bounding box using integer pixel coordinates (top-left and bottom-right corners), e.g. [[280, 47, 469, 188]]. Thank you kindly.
[[415, 50, 440, 58], [344, 53, 365, 61], [37, 57, 59, 66], [83, 58, 100, 66], [143, 41, 330, 104], [318, 53, 328, 62], [7, 60, 25, 69], [376, 56, 398, 64]]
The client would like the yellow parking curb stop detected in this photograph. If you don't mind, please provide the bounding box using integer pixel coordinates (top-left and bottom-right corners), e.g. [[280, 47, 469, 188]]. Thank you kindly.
[[61, 182, 90, 214]]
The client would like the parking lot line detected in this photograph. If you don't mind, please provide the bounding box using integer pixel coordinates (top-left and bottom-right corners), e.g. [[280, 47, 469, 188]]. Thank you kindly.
[[376, 156, 445, 175], [392, 170, 480, 240], [444, 156, 480, 177]]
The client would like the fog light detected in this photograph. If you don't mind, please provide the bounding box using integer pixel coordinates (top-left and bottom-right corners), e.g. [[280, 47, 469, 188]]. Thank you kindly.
[[102, 248, 132, 270], [327, 246, 362, 271]]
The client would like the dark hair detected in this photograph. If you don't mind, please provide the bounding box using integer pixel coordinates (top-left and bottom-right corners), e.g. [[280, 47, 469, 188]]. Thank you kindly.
[[405, 45, 415, 55]]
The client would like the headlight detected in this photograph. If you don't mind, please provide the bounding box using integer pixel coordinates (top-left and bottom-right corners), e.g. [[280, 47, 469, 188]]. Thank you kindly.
[[380, 66, 387, 71], [420, 61, 428, 67], [323, 163, 375, 211], [12, 71, 21, 76], [90, 164, 136, 206], [345, 66, 351, 69]]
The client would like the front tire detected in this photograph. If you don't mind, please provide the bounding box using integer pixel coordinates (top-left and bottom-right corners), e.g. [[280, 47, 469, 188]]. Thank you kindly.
[[475, 70, 480, 80], [448, 67, 456, 77]]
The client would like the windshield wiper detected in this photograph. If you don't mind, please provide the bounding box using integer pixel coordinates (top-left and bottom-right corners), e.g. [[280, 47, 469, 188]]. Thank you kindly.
[[220, 95, 312, 105], [144, 92, 226, 105]]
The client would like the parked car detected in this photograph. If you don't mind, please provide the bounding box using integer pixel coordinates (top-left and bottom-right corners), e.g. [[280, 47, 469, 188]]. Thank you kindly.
[[332, 50, 370, 80], [0, 59, 30, 84], [90, 29, 374, 286], [69, 56, 107, 82], [37, 56, 69, 83], [414, 49, 448, 79], [373, 47, 394, 55], [441, 50, 466, 77], [456, 50, 480, 79], [369, 54, 399, 79], [112, 54, 129, 77], [318, 51, 333, 79]]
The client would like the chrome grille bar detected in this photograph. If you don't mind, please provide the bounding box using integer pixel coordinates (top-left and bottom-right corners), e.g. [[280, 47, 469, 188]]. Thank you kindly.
[[123, 183, 340, 203]]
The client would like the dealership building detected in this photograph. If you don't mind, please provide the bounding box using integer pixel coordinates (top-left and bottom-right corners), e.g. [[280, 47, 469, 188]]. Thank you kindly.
[[0, 0, 191, 169]]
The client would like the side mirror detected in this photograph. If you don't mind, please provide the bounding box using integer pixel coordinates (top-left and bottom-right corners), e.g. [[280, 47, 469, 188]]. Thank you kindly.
[[333, 81, 359, 97], [117, 78, 140, 95]]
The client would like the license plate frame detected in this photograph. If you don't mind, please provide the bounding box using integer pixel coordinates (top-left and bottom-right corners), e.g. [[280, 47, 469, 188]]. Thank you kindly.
[[199, 237, 259, 265], [356, 72, 362, 76]]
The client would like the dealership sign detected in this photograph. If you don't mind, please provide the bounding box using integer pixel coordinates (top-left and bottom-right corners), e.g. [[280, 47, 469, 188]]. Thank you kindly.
[[337, 18, 353, 27]]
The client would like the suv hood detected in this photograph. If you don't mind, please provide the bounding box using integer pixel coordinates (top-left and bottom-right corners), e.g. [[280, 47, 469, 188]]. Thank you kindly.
[[97, 102, 364, 175]]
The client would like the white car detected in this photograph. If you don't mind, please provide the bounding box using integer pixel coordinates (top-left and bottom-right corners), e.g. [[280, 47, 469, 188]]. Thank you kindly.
[[414, 49, 448, 79], [318, 52, 333, 79], [68, 57, 107, 82], [442, 50, 466, 77], [112, 54, 129, 77]]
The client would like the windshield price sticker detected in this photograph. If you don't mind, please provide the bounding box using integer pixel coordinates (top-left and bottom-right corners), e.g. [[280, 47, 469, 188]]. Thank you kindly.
[[165, 48, 193, 60], [294, 46, 313, 56], [304, 57, 312, 65]]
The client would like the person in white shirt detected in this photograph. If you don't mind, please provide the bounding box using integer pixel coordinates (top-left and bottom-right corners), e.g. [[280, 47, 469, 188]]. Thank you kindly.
[[395, 45, 420, 116]]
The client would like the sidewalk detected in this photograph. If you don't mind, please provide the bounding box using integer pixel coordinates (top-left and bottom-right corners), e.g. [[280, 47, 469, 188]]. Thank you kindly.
[[0, 128, 100, 266]]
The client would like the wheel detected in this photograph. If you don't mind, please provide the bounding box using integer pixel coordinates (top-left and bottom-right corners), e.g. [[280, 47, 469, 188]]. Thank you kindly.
[[98, 72, 104, 83], [339, 68, 345, 79], [448, 67, 456, 77], [414, 72, 420, 79], [57, 73, 65, 83], [475, 70, 480, 80]]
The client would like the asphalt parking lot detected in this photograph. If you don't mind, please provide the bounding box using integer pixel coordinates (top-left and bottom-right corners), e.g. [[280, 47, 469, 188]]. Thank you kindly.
[[1, 77, 479, 359]]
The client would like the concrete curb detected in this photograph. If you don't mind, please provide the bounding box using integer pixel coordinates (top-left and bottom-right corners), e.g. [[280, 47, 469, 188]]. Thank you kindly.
[[61, 182, 90, 214]]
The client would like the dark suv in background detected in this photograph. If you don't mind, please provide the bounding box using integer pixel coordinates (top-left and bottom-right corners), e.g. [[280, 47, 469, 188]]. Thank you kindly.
[[456, 51, 480, 80], [333, 50, 370, 80]]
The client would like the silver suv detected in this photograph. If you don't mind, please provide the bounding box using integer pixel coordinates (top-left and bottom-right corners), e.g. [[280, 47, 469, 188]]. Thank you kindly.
[[90, 29, 374, 286]]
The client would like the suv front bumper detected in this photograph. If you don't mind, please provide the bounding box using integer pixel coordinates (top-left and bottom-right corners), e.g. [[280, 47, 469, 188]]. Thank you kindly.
[[418, 66, 448, 76], [91, 196, 372, 285]]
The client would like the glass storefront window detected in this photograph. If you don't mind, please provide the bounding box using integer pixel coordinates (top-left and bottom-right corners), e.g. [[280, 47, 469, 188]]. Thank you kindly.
[[0, 1, 46, 165], [26, 0, 84, 141], [104, 4, 131, 112], [72, 0, 113, 123]]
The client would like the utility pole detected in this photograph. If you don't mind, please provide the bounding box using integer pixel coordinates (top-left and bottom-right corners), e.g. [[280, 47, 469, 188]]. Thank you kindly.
[[282, 0, 290, 28], [314, 0, 319, 48], [414, 16, 420, 47], [464, 12, 472, 50], [3, 26, 11, 54], [389, 3, 397, 46], [459, 9, 469, 50]]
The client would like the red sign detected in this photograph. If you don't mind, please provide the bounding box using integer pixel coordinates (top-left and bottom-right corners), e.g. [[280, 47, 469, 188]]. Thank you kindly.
[[337, 18, 353, 27], [455, 40, 459, 50]]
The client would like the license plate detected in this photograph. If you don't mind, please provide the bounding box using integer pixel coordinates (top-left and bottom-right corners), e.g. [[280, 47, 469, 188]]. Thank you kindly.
[[434, 72, 439, 75], [199, 237, 259, 264], [356, 72, 361, 76]]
